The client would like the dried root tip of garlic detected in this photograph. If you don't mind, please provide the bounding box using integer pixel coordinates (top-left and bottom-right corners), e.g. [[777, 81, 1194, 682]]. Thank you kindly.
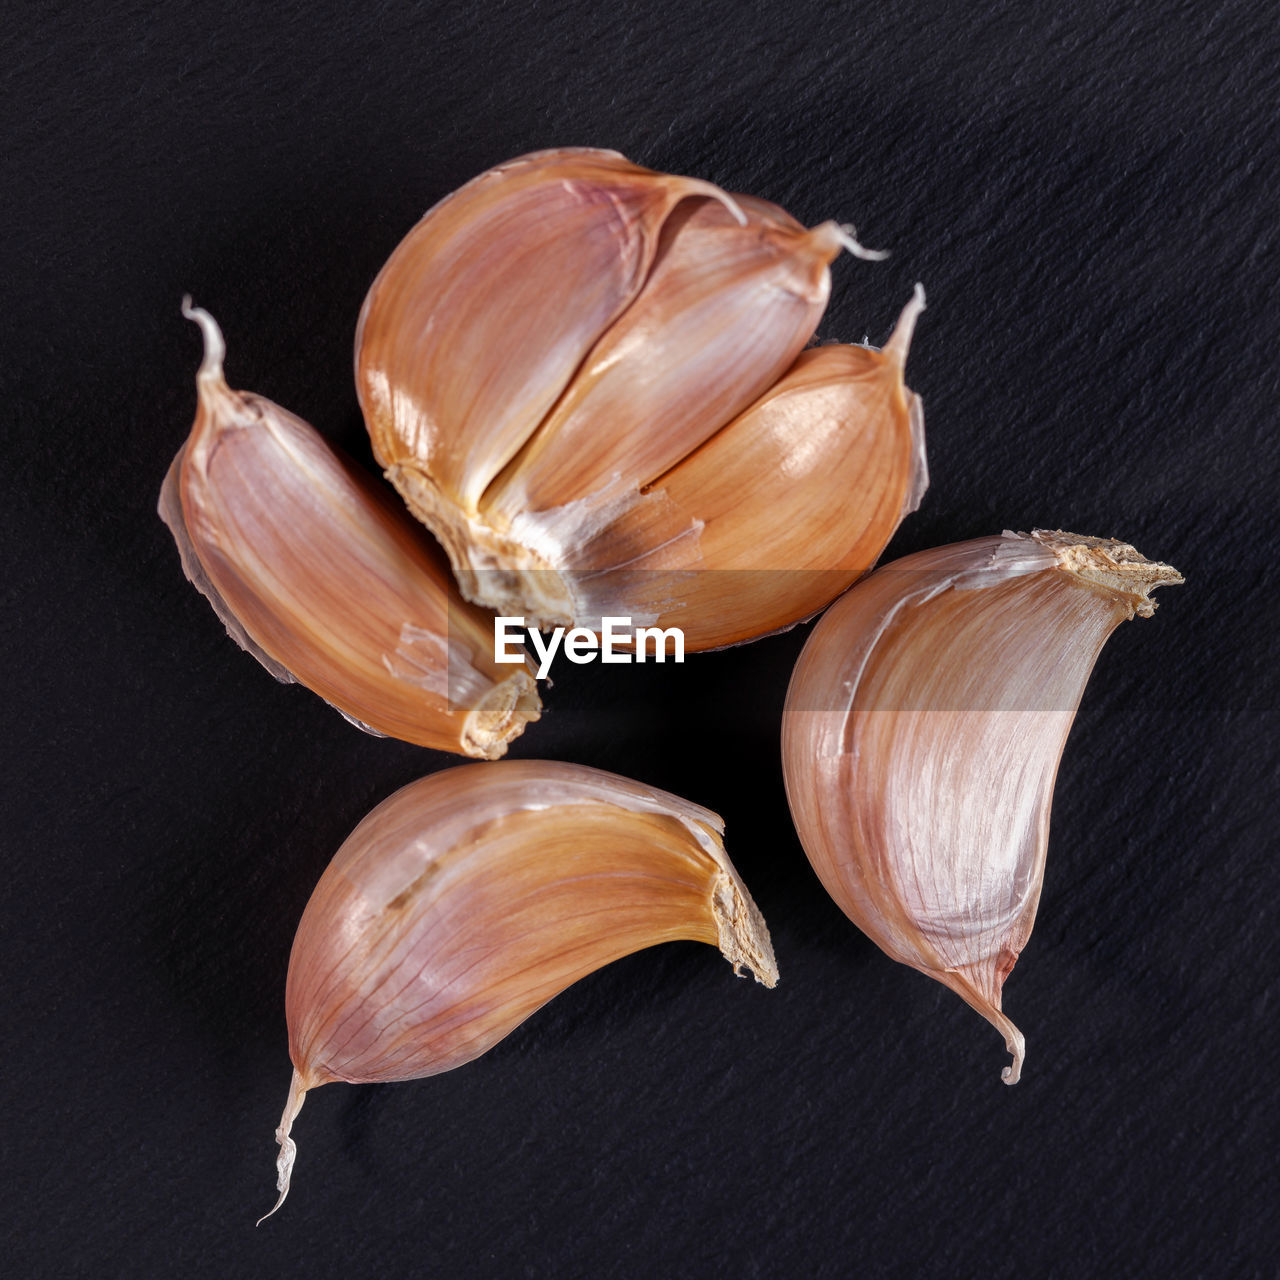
[[1028, 529, 1184, 617], [160, 303, 540, 757], [357, 149, 918, 648], [462, 676, 543, 758], [262, 761, 776, 1217], [781, 528, 1182, 1084]]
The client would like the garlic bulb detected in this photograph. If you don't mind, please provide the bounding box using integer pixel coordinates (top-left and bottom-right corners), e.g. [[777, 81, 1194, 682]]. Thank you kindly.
[[159, 302, 540, 758], [356, 148, 924, 648], [263, 760, 777, 1218], [781, 530, 1183, 1083]]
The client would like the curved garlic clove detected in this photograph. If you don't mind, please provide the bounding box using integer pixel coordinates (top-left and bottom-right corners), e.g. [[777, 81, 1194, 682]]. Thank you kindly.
[[780, 529, 1183, 1083], [560, 285, 928, 650], [480, 193, 844, 524], [356, 148, 742, 514], [159, 302, 540, 758], [262, 760, 777, 1219]]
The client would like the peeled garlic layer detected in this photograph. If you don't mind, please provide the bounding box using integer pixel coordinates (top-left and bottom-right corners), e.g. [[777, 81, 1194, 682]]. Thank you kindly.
[[263, 760, 777, 1218], [356, 148, 924, 648], [781, 530, 1183, 1083], [159, 303, 539, 758]]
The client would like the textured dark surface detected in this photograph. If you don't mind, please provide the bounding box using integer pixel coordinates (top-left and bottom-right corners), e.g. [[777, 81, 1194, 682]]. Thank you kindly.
[[3, 1, 1276, 1276]]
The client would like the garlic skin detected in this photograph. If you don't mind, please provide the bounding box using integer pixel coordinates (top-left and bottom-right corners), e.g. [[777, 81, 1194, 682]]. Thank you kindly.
[[781, 529, 1183, 1083], [263, 760, 777, 1218], [356, 148, 921, 646], [159, 302, 540, 758]]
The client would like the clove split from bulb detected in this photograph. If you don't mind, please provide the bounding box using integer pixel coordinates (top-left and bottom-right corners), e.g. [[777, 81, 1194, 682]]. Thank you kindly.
[[781, 529, 1183, 1083], [262, 759, 777, 1220], [356, 148, 924, 648], [159, 302, 540, 758]]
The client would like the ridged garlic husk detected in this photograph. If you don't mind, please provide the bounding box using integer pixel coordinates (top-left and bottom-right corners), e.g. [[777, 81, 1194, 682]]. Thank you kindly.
[[262, 760, 777, 1218], [781, 529, 1183, 1083], [159, 303, 540, 758], [356, 148, 925, 649]]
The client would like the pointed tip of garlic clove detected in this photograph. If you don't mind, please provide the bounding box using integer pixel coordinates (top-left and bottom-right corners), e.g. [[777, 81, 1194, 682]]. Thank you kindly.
[[883, 282, 927, 366], [257, 1069, 309, 1225], [940, 967, 1027, 1085], [1001, 1043, 1026, 1085], [834, 221, 890, 261], [997, 1019, 1027, 1086], [181, 296, 227, 387], [254, 1136, 297, 1226], [1028, 529, 1185, 618]]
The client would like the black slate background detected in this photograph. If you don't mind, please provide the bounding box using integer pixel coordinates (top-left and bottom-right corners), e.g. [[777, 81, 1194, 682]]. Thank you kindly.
[[4, 2, 1277, 1277]]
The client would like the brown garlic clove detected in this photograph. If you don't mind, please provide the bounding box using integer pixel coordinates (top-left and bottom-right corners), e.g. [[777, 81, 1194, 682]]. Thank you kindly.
[[780, 529, 1183, 1083], [356, 148, 743, 514], [564, 286, 928, 650], [354, 148, 910, 643], [480, 193, 845, 523], [159, 302, 540, 758], [262, 760, 777, 1219]]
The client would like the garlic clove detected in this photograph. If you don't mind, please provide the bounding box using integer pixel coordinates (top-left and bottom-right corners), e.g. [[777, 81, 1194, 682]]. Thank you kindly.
[[160, 302, 540, 758], [780, 529, 1183, 1083], [480, 193, 845, 524], [356, 148, 743, 514], [561, 285, 928, 650], [262, 759, 777, 1219]]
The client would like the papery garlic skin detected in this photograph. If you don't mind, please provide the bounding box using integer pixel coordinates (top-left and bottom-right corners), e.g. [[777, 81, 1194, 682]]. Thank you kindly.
[[355, 148, 920, 646], [263, 760, 777, 1218], [781, 529, 1182, 1083], [159, 303, 539, 758]]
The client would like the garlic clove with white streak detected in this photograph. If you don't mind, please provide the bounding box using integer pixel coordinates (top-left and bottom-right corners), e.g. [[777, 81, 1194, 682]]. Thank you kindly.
[[356, 147, 745, 515], [261, 759, 777, 1219], [159, 302, 540, 758], [355, 148, 912, 643], [780, 529, 1183, 1083]]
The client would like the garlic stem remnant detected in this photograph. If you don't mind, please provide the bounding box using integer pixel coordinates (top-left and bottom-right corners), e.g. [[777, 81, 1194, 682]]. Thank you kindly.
[[356, 148, 924, 648], [781, 530, 1183, 1083], [159, 303, 540, 758], [262, 760, 777, 1218]]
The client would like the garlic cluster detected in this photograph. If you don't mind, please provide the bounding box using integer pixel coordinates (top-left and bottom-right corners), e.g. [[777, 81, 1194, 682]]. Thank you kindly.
[[780, 530, 1183, 1083], [356, 148, 925, 649], [151, 147, 1188, 1224], [263, 760, 776, 1218], [159, 304, 540, 757]]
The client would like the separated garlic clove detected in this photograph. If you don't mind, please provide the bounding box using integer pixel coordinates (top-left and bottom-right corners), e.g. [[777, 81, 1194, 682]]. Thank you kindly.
[[563, 286, 928, 650], [262, 759, 777, 1219], [780, 529, 1183, 1083], [159, 302, 540, 759], [356, 148, 744, 514], [355, 148, 908, 641]]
